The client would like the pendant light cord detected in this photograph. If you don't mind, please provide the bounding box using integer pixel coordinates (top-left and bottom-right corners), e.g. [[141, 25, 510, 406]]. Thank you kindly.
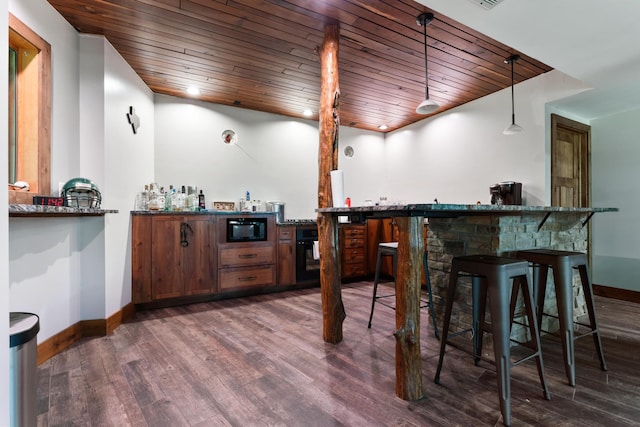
[[423, 21, 429, 99], [510, 58, 515, 125]]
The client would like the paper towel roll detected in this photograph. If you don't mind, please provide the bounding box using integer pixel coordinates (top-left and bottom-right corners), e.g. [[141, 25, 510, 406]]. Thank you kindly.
[[330, 169, 345, 207]]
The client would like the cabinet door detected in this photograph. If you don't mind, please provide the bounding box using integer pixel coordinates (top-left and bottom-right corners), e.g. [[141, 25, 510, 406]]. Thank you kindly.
[[182, 216, 216, 296], [151, 216, 215, 300], [132, 215, 152, 303], [366, 218, 395, 276], [151, 217, 184, 300], [277, 227, 295, 285]]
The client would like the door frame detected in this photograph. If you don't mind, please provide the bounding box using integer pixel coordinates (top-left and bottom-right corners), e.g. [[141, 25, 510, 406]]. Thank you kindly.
[[550, 113, 592, 254]]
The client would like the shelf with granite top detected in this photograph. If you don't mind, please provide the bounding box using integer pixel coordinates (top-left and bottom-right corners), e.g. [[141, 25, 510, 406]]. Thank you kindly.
[[318, 203, 618, 216], [318, 203, 618, 229], [130, 210, 277, 216], [9, 204, 118, 217]]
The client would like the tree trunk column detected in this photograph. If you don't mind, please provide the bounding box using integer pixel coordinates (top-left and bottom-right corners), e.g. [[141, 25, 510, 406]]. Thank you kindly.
[[317, 24, 345, 344], [393, 216, 424, 400]]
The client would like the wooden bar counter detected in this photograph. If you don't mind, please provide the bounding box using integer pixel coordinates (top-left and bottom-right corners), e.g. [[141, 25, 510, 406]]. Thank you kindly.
[[317, 203, 618, 401]]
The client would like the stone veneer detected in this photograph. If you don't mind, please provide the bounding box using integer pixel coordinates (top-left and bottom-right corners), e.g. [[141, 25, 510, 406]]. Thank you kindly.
[[426, 212, 588, 347]]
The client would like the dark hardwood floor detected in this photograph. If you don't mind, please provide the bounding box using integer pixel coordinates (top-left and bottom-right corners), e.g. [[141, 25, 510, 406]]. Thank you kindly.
[[37, 282, 640, 426]]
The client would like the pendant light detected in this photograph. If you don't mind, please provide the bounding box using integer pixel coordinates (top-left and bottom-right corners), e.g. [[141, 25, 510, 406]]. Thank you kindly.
[[503, 54, 523, 134], [416, 12, 439, 115]]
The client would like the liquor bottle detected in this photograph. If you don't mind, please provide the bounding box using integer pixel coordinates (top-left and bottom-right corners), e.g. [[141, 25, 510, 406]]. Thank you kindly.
[[177, 186, 186, 211], [170, 187, 179, 211], [155, 187, 165, 211], [164, 186, 172, 211], [134, 185, 149, 211], [198, 190, 206, 211]]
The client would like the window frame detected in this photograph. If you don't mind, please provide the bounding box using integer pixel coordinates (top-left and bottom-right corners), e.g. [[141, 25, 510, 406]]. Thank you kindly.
[[8, 13, 51, 204]]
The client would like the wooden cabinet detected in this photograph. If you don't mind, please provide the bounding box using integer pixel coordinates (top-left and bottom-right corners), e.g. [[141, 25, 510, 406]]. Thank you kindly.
[[277, 226, 295, 286], [340, 223, 367, 279], [366, 218, 429, 283], [217, 215, 276, 292], [366, 218, 396, 277], [132, 214, 216, 304]]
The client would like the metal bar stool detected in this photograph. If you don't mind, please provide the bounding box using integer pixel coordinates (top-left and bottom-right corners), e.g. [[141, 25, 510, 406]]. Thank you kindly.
[[367, 242, 439, 338], [434, 255, 550, 426], [515, 249, 607, 386]]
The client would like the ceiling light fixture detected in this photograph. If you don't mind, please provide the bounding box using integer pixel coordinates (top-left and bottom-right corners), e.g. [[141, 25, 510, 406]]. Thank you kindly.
[[303, 109, 313, 117], [503, 54, 523, 135], [186, 86, 200, 96], [378, 124, 388, 130], [416, 12, 439, 115]]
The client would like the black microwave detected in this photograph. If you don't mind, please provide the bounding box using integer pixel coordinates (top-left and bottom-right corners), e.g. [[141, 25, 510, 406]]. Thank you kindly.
[[226, 217, 267, 242]]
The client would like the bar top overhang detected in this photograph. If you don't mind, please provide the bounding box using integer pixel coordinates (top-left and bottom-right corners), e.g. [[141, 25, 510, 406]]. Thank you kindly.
[[318, 203, 618, 217]]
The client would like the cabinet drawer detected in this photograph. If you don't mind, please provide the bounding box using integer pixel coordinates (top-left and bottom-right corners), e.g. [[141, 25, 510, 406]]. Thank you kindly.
[[219, 265, 276, 290], [278, 228, 294, 240], [219, 246, 275, 268], [343, 238, 365, 249], [343, 263, 366, 277], [342, 226, 365, 238], [343, 248, 366, 264]]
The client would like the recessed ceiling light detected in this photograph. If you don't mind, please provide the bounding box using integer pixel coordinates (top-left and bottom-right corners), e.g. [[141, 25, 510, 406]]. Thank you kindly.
[[378, 124, 388, 130], [303, 109, 313, 117], [186, 86, 200, 96]]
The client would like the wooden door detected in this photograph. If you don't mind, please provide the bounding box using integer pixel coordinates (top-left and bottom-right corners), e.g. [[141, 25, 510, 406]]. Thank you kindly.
[[365, 218, 396, 277], [151, 216, 184, 300], [551, 114, 590, 207], [182, 216, 216, 296], [277, 227, 295, 286]]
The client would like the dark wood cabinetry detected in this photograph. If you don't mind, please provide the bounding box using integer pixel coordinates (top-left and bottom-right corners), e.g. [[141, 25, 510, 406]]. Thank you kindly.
[[366, 218, 429, 283], [216, 215, 276, 292], [277, 226, 295, 286], [340, 223, 367, 279], [366, 218, 396, 277], [132, 214, 216, 304]]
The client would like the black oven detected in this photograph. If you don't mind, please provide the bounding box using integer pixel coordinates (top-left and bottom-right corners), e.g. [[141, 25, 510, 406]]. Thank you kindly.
[[226, 217, 267, 242], [296, 226, 320, 283]]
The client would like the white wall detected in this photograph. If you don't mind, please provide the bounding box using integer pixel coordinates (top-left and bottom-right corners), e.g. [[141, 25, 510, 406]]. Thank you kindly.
[[590, 108, 640, 291], [153, 70, 589, 213], [382, 70, 590, 206], [79, 34, 154, 318], [8, 4, 154, 341], [154, 95, 385, 220], [8, 0, 83, 340]]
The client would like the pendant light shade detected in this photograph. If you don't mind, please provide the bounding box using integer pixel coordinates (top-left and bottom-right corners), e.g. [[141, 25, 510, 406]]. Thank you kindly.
[[503, 54, 523, 134], [416, 12, 439, 115]]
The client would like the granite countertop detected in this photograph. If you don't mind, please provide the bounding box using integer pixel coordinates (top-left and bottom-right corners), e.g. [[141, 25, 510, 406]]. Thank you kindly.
[[9, 204, 118, 217], [130, 210, 277, 216], [318, 203, 618, 217]]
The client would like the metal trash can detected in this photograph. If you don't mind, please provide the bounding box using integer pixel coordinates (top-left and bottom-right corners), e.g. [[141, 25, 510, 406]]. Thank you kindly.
[[9, 312, 40, 427]]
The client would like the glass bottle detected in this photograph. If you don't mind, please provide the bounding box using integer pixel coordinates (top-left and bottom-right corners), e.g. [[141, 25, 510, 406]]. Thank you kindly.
[[164, 185, 172, 211], [198, 190, 206, 211]]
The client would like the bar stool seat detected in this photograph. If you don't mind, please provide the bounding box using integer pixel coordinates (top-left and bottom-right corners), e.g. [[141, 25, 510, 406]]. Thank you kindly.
[[367, 242, 439, 338], [434, 254, 550, 426], [515, 249, 607, 386]]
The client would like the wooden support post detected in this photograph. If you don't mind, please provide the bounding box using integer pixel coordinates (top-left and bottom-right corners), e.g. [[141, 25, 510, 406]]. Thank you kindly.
[[317, 24, 345, 344], [393, 216, 424, 400]]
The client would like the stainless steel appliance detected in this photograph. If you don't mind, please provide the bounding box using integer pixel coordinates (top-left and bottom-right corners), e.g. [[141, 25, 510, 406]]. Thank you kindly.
[[490, 181, 522, 205], [267, 201, 285, 223], [226, 217, 267, 242], [296, 226, 320, 283]]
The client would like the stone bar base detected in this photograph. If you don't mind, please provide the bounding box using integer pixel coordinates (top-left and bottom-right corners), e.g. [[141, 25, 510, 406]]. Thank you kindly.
[[427, 212, 588, 345]]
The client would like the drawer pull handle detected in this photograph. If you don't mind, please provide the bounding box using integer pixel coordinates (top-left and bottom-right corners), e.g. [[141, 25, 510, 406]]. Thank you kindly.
[[239, 276, 257, 282], [239, 253, 258, 259]]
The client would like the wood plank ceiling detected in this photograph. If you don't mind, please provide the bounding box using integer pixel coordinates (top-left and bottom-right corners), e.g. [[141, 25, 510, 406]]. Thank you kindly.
[[47, 0, 552, 133]]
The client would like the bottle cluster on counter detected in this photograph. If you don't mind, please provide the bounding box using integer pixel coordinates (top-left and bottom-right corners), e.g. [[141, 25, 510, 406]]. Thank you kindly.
[[134, 183, 205, 212], [239, 190, 267, 212]]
